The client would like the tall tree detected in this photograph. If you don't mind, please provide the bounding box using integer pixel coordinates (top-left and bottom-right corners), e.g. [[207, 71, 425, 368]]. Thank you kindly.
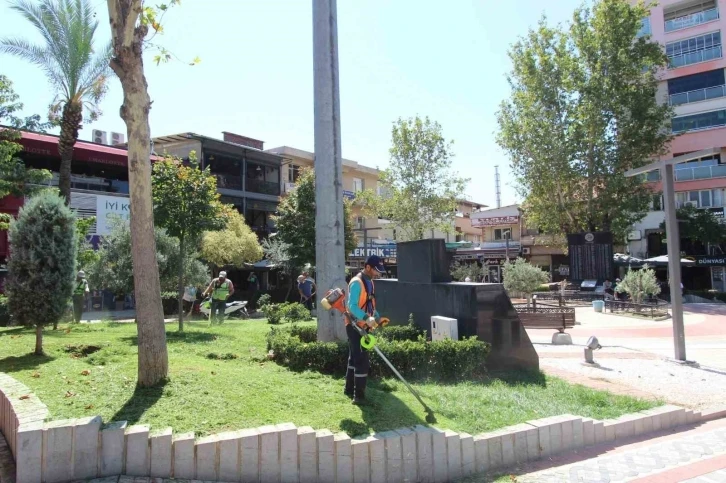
[[0, 0, 111, 204], [152, 154, 227, 331], [660, 205, 726, 248], [497, 0, 673, 241], [200, 209, 263, 269], [273, 167, 357, 269], [106, 0, 173, 386], [0, 75, 52, 202], [502, 258, 550, 306], [6, 192, 77, 354], [357, 116, 468, 241]]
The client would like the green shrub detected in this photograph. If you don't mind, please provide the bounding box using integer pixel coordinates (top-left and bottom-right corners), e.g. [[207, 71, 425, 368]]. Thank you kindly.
[[289, 324, 318, 343], [0, 295, 10, 327], [377, 320, 425, 342], [266, 327, 490, 382], [257, 293, 272, 309], [280, 302, 311, 323], [262, 303, 283, 324]]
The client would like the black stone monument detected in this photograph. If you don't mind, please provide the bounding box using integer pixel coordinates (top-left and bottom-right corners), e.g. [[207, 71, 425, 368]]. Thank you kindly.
[[567, 232, 614, 282], [375, 239, 539, 371]]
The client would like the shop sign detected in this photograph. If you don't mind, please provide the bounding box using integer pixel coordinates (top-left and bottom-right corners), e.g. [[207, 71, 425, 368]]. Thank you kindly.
[[471, 215, 519, 228], [708, 207, 724, 219], [695, 256, 726, 266], [349, 245, 396, 259], [558, 265, 570, 276], [483, 258, 516, 266], [96, 195, 131, 235], [343, 190, 356, 201]]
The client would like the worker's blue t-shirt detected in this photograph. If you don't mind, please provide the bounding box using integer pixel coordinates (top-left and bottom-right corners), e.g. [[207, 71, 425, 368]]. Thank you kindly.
[[299, 278, 314, 298]]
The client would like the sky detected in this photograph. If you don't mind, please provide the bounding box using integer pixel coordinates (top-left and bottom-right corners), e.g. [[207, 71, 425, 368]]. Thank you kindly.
[[0, 0, 584, 209]]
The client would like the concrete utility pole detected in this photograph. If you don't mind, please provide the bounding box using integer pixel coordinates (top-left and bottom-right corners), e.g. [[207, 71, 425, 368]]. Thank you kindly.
[[313, 0, 347, 342]]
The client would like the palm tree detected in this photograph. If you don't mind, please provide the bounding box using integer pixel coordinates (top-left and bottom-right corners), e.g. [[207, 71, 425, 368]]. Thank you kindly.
[[0, 0, 111, 205]]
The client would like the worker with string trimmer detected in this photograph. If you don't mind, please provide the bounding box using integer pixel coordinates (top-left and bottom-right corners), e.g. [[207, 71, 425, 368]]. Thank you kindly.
[[343, 255, 386, 405]]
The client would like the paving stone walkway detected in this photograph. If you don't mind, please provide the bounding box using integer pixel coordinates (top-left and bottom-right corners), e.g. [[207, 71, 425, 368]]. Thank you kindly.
[[519, 427, 726, 482], [682, 468, 726, 482]]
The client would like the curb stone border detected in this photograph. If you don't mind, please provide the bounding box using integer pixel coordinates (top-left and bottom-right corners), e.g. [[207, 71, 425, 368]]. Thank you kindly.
[[1, 373, 726, 483]]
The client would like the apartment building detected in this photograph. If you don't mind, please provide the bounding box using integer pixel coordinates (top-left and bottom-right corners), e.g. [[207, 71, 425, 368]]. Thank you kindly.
[[629, 0, 726, 291]]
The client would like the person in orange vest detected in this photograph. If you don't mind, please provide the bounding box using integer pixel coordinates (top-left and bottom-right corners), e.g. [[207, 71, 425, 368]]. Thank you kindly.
[[344, 255, 386, 404]]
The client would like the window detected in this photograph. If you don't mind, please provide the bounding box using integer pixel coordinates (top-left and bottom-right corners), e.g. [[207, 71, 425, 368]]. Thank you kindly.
[[652, 194, 663, 211], [355, 216, 365, 230], [353, 178, 364, 193], [672, 109, 726, 133], [494, 228, 512, 240], [668, 69, 725, 105], [666, 31, 722, 68], [287, 164, 300, 183], [664, 1, 718, 32], [675, 189, 725, 208], [637, 17, 651, 37], [701, 190, 713, 207]]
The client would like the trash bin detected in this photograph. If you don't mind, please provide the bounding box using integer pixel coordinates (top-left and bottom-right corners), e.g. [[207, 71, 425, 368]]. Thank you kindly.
[[592, 300, 604, 312]]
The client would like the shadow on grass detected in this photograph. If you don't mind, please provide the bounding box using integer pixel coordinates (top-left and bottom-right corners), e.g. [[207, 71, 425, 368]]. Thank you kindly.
[[121, 331, 221, 346], [0, 353, 55, 372], [111, 381, 167, 425], [0, 326, 28, 336], [487, 369, 547, 388]]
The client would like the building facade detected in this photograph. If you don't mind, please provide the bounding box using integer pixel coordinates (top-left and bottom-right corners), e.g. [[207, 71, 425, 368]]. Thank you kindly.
[[629, 0, 726, 291]]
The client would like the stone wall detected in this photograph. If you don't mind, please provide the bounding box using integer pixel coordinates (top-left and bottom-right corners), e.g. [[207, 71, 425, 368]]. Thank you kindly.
[[2, 373, 726, 483]]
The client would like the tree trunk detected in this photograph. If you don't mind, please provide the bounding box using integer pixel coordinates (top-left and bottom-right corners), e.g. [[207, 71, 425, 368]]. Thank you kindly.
[[57, 103, 83, 205], [35, 325, 43, 355], [178, 235, 185, 331], [108, 3, 168, 386]]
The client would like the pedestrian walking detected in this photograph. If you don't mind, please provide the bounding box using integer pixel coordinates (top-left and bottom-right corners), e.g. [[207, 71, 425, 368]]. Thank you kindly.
[[203, 271, 234, 324]]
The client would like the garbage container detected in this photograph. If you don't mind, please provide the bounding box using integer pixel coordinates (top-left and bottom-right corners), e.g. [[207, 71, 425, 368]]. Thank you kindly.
[[592, 300, 604, 312]]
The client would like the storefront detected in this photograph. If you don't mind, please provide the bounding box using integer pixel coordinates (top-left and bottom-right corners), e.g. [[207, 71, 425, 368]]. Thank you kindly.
[[695, 256, 726, 292], [347, 244, 397, 277]]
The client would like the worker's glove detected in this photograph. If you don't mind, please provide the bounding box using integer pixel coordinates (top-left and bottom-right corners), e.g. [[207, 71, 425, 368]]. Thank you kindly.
[[366, 317, 376, 328]]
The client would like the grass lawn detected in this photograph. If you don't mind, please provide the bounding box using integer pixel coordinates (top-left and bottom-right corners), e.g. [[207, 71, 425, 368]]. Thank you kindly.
[[0, 319, 660, 437]]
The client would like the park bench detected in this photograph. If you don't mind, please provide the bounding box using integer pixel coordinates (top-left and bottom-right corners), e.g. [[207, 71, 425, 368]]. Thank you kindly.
[[512, 304, 576, 332]]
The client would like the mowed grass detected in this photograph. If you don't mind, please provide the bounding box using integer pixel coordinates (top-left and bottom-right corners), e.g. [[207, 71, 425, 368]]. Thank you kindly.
[[0, 319, 659, 437]]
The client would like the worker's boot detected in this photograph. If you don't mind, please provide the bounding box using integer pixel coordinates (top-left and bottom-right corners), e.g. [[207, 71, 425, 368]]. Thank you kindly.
[[352, 377, 368, 405], [344, 368, 355, 398]]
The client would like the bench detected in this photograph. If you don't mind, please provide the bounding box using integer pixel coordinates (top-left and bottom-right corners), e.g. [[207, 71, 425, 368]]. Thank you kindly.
[[512, 305, 576, 332]]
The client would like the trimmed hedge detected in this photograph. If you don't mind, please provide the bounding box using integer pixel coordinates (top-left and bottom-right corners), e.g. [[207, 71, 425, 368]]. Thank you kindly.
[[376, 321, 425, 342], [266, 326, 490, 382]]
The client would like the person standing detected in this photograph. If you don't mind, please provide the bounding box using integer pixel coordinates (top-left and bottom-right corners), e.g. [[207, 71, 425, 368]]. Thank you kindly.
[[183, 285, 197, 317], [344, 255, 385, 404], [298, 271, 317, 311], [247, 271, 260, 309], [203, 271, 234, 324], [72, 271, 90, 323]]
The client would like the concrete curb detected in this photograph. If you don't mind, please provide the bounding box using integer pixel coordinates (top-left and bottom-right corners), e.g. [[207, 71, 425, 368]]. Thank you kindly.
[[1, 372, 725, 483]]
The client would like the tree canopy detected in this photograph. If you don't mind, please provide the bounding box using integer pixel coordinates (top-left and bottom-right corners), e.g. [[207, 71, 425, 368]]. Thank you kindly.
[[502, 258, 549, 301], [660, 205, 726, 247], [273, 167, 357, 268], [496, 0, 673, 241], [201, 209, 263, 269], [358, 116, 468, 241]]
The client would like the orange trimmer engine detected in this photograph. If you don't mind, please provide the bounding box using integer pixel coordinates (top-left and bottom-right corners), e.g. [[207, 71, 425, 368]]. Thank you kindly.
[[320, 288, 389, 329]]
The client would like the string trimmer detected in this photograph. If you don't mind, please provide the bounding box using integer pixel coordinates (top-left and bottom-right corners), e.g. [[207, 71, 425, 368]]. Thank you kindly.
[[321, 288, 437, 424]]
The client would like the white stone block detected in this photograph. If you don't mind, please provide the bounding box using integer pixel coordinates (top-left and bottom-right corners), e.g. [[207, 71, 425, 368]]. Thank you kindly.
[[316, 429, 335, 483], [43, 419, 75, 483], [648, 409, 663, 432], [368, 434, 385, 483], [430, 428, 447, 483], [100, 421, 126, 477], [414, 426, 433, 483], [351, 438, 370, 483], [195, 434, 218, 480], [459, 432, 475, 477], [298, 427, 317, 483], [548, 418, 563, 454], [335, 433, 352, 483], [379, 431, 401, 483], [149, 427, 172, 479], [508, 424, 530, 463], [278, 423, 298, 483], [473, 434, 489, 474], [445, 430, 461, 480], [689, 410, 702, 424], [582, 418, 595, 446], [72, 416, 102, 480], [259, 425, 280, 483], [603, 420, 616, 442], [15, 421, 43, 483], [125, 424, 150, 477], [641, 413, 654, 434], [571, 417, 584, 449], [524, 425, 539, 461], [218, 431, 241, 483], [526, 418, 551, 458], [485, 431, 503, 471], [556, 416, 575, 451], [239, 428, 260, 483], [633, 415, 644, 436], [396, 428, 417, 482], [500, 429, 515, 467], [614, 415, 636, 440], [172, 432, 195, 480], [593, 421, 605, 444]]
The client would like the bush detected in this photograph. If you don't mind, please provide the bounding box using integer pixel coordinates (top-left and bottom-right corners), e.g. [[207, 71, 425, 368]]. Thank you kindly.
[[280, 302, 311, 323], [290, 324, 318, 343], [257, 293, 272, 310], [377, 319, 425, 342], [266, 326, 489, 382], [262, 303, 283, 324], [0, 295, 10, 327]]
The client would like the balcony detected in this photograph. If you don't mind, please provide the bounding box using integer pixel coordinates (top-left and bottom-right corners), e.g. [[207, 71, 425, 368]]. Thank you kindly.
[[676, 164, 726, 180], [670, 84, 726, 105], [669, 45, 722, 68], [246, 178, 280, 196], [665, 7, 719, 32], [213, 173, 242, 191]]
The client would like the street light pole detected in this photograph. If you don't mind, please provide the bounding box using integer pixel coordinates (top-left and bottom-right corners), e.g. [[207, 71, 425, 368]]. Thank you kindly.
[[313, 0, 347, 342]]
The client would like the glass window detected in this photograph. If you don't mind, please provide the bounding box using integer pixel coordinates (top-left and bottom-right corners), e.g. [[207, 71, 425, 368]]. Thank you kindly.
[[668, 69, 725, 95], [652, 194, 663, 211], [701, 190, 712, 207], [353, 178, 364, 192], [690, 191, 700, 202], [672, 109, 726, 133], [714, 188, 725, 207], [494, 228, 512, 240]]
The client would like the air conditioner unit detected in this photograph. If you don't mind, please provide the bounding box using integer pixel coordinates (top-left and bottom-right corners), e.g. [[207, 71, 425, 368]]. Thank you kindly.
[[110, 132, 125, 145], [92, 129, 107, 145], [684, 200, 699, 208], [522, 247, 531, 255], [431, 316, 458, 341]]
